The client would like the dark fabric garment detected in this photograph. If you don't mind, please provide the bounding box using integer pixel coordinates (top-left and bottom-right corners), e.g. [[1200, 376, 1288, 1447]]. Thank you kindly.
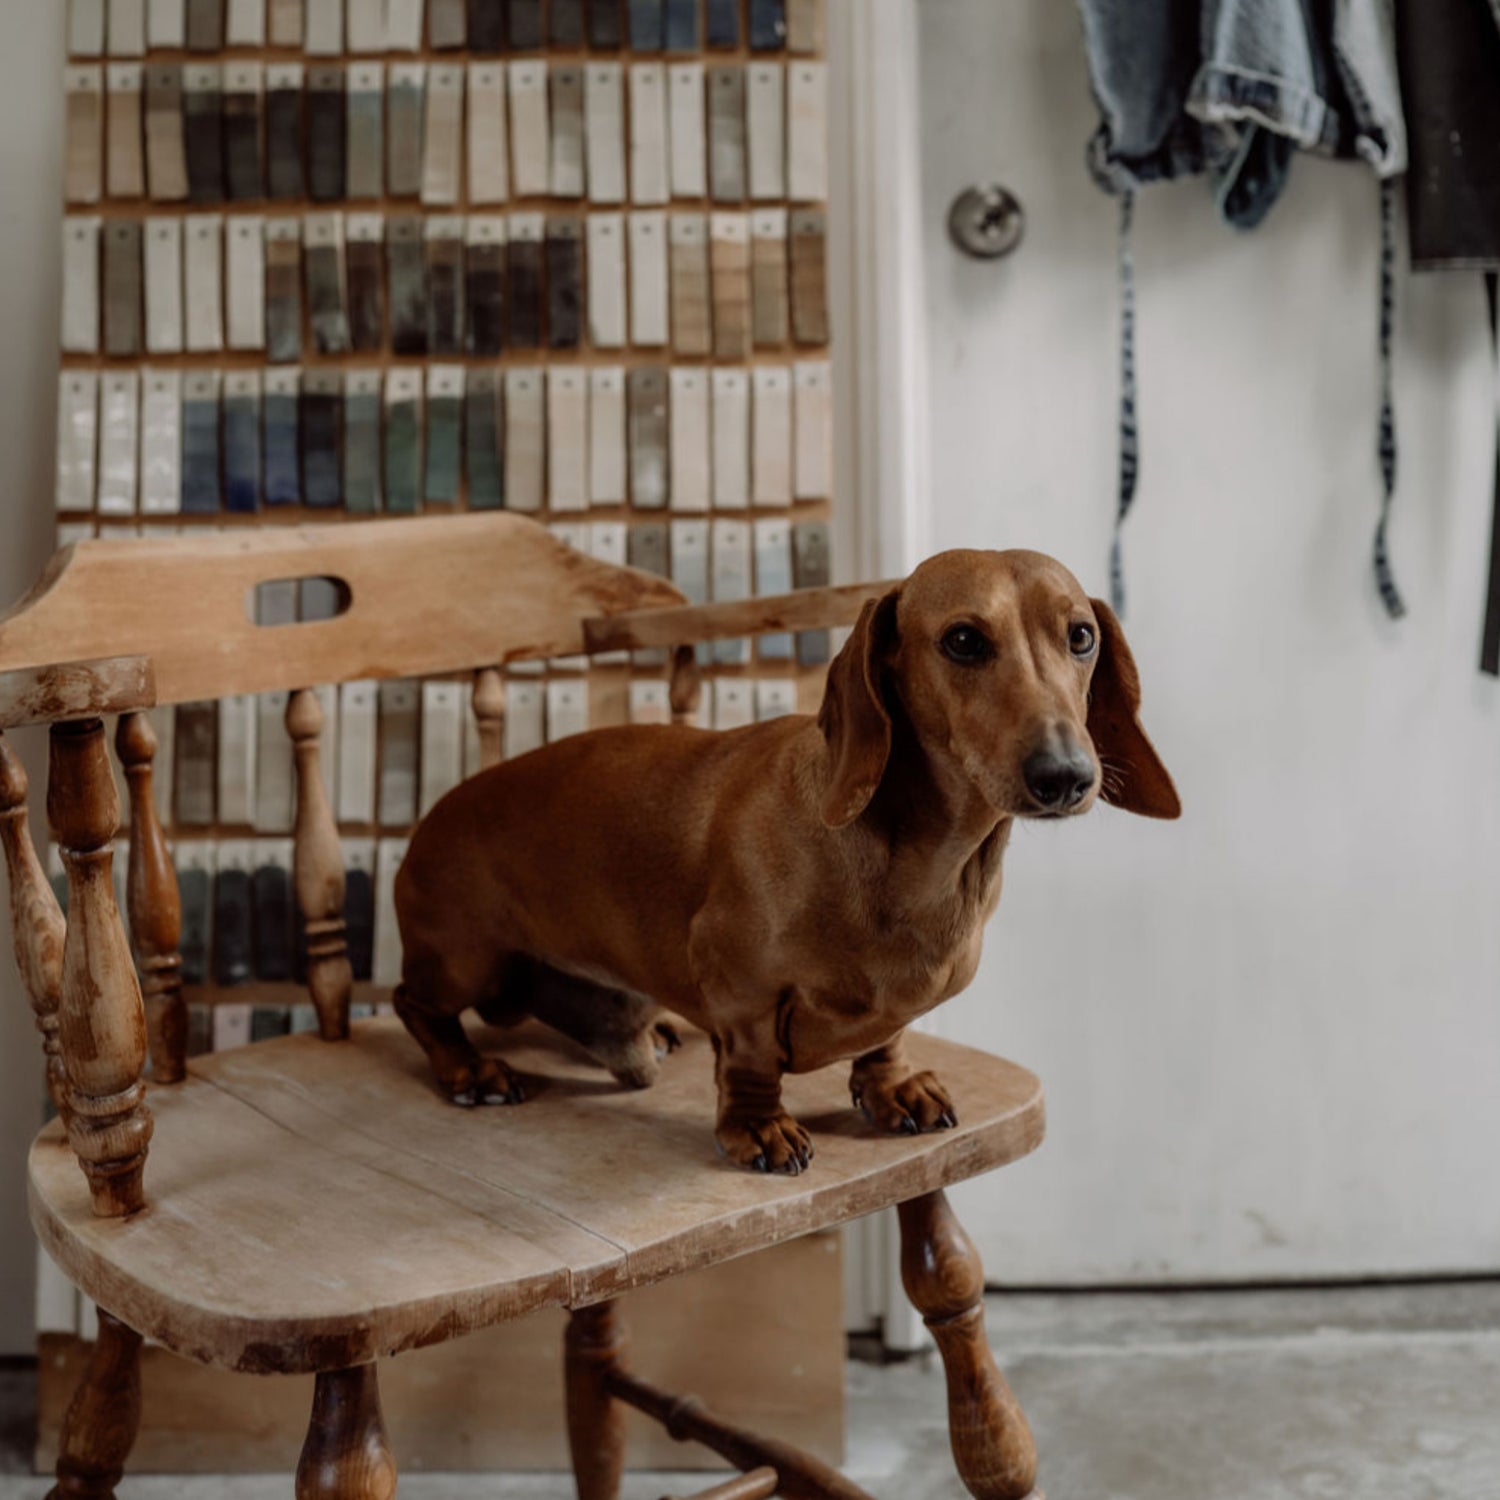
[[425, 391, 463, 504], [1481, 275, 1500, 675], [508, 237, 544, 348], [264, 389, 300, 506], [589, 0, 624, 46], [665, 0, 700, 50], [307, 80, 346, 203], [749, 0, 785, 50], [469, 0, 506, 49], [426, 235, 466, 356], [302, 388, 342, 508], [252, 865, 295, 982], [181, 389, 221, 514], [705, 0, 739, 46], [266, 83, 304, 200], [1396, 0, 1500, 269], [1079, 0, 1403, 225], [467, 242, 506, 355], [387, 226, 429, 356], [344, 387, 382, 513], [551, 0, 585, 45], [223, 390, 261, 513], [508, 0, 544, 47], [628, 0, 664, 49], [177, 866, 211, 982], [547, 221, 583, 349], [184, 83, 224, 203], [213, 869, 253, 987], [347, 239, 385, 351], [224, 87, 263, 200], [345, 869, 375, 981], [466, 376, 504, 509]]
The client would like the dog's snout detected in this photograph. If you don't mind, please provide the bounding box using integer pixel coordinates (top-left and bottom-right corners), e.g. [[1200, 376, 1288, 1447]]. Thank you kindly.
[[1022, 744, 1095, 812]]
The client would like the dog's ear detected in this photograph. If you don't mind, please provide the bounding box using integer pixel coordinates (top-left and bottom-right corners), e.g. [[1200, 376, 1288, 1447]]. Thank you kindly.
[[1086, 599, 1181, 820], [818, 589, 900, 829]]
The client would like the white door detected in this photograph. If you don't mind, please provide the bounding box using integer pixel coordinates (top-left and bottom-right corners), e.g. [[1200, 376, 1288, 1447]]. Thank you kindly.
[[902, 0, 1500, 1282]]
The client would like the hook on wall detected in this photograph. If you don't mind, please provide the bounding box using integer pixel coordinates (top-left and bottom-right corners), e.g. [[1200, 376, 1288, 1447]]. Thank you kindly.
[[947, 185, 1026, 259]]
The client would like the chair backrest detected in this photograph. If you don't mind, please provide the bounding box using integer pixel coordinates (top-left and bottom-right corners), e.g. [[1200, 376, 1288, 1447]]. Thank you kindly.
[[0, 512, 684, 718], [0, 513, 890, 1220]]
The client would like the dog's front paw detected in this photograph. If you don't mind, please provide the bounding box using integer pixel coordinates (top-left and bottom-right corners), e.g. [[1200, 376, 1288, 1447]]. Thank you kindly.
[[444, 1056, 526, 1108], [716, 1112, 814, 1176], [852, 1069, 957, 1135]]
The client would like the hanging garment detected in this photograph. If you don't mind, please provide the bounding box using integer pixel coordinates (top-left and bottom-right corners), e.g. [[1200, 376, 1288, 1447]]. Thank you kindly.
[[1395, 0, 1500, 671], [1397, 0, 1500, 270], [1078, 0, 1407, 615]]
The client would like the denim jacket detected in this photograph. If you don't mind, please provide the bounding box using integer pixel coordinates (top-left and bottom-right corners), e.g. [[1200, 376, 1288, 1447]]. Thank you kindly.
[[1080, 0, 1406, 226], [1078, 0, 1409, 620]]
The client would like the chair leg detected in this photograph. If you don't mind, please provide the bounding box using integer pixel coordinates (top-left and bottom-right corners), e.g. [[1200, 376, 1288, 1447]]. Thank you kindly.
[[47, 1310, 142, 1500], [295, 1365, 397, 1500], [897, 1190, 1040, 1500], [566, 1301, 628, 1500]]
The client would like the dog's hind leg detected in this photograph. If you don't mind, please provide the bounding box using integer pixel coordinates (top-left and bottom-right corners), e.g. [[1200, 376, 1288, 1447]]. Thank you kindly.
[[394, 951, 525, 1107], [520, 959, 675, 1089]]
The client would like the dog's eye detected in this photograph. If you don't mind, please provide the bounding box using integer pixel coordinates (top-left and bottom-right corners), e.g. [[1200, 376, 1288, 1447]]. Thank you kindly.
[[1069, 622, 1097, 657], [940, 625, 992, 664]]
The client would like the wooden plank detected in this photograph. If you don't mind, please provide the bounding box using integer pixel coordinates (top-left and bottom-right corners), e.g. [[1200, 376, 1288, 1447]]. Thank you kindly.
[[36, 1233, 843, 1474], [0, 517, 685, 707], [29, 1067, 610, 1374], [0, 656, 154, 729], [582, 581, 898, 653], [200, 1021, 1043, 1302]]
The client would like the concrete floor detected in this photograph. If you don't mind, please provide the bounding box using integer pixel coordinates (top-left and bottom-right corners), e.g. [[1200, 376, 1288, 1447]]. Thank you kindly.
[[2, 1283, 1498, 1499]]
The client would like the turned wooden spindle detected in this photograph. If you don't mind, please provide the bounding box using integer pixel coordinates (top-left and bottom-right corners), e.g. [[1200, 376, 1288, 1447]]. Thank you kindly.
[[472, 666, 505, 771], [566, 1302, 629, 1500], [48, 1309, 142, 1500], [0, 730, 70, 1119], [587, 1296, 871, 1500], [897, 1191, 1039, 1500], [115, 714, 186, 1085], [287, 688, 353, 1041], [669, 644, 703, 727], [605, 1368, 873, 1500], [47, 718, 153, 1218], [295, 1365, 397, 1500]]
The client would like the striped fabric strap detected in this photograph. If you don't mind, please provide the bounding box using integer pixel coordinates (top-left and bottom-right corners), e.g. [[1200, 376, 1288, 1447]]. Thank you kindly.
[[1481, 272, 1500, 674], [1372, 177, 1406, 619], [1109, 190, 1138, 615]]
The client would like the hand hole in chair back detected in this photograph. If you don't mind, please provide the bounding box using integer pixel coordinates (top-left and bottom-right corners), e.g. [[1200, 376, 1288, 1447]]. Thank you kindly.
[[246, 577, 353, 628]]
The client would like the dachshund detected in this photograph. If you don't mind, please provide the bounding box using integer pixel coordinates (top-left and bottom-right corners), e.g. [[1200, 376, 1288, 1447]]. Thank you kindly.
[[393, 548, 1180, 1173]]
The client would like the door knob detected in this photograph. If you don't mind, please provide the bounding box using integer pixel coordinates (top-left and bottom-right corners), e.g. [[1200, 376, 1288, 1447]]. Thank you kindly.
[[947, 185, 1025, 260]]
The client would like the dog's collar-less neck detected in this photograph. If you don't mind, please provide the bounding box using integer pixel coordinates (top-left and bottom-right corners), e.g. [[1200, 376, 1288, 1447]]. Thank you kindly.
[[861, 705, 1007, 903]]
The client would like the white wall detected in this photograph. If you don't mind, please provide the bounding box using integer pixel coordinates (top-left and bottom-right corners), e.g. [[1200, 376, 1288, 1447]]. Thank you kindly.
[[0, 6, 66, 1352], [917, 2, 1500, 1281]]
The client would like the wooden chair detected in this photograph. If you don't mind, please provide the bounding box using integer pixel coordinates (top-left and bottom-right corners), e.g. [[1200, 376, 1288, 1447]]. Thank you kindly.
[[0, 515, 1046, 1500]]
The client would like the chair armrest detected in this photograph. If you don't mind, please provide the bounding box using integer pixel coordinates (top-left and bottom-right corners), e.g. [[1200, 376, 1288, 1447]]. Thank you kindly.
[[580, 580, 899, 654], [0, 656, 155, 730]]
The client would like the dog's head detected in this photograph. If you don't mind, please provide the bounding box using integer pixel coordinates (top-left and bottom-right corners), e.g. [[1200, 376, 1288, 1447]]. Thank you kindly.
[[818, 548, 1180, 828]]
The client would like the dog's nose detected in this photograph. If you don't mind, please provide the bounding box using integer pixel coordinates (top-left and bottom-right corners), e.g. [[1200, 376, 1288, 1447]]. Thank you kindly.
[[1023, 747, 1095, 811]]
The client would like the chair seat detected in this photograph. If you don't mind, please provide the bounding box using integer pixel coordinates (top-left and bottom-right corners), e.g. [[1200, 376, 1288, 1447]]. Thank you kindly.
[[29, 1017, 1043, 1376]]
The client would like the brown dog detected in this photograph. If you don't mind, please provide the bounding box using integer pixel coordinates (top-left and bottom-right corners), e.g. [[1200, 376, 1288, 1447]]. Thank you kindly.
[[394, 548, 1179, 1173]]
